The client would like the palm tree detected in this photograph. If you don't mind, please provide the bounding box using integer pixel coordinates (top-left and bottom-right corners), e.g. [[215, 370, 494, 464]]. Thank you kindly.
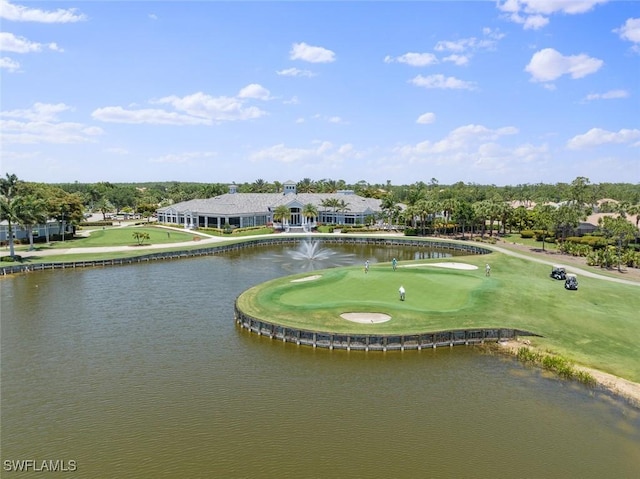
[[414, 199, 430, 236], [15, 194, 48, 251], [272, 205, 291, 230], [302, 203, 318, 230], [320, 198, 340, 224], [336, 199, 351, 225], [452, 200, 474, 239], [297, 178, 316, 193], [251, 179, 268, 193], [0, 173, 21, 257], [381, 193, 398, 227]]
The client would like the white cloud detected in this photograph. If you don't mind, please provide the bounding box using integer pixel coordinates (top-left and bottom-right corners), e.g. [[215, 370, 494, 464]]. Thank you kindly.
[[434, 30, 503, 54], [105, 147, 129, 155], [443, 54, 469, 66], [566, 128, 640, 149], [290, 42, 335, 63], [237, 83, 271, 100], [410, 74, 476, 90], [396, 124, 519, 157], [249, 141, 355, 166], [93, 89, 269, 125], [0, 0, 87, 23], [0, 32, 63, 53], [525, 48, 603, 82], [155, 92, 266, 121], [250, 143, 317, 164], [1, 102, 71, 121], [583, 90, 629, 101], [0, 56, 20, 72], [384, 52, 438, 67], [497, 0, 607, 29], [276, 67, 315, 77], [149, 13, 158, 21], [416, 112, 436, 124], [0, 102, 103, 144], [149, 151, 217, 164], [91, 106, 212, 125], [614, 18, 640, 53]]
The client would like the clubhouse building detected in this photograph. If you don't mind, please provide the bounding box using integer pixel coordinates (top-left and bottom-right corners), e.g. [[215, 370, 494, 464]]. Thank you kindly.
[[156, 181, 383, 230]]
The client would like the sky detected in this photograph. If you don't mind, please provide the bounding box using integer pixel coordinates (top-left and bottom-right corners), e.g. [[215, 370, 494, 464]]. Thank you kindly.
[[1, 0, 639, 187]]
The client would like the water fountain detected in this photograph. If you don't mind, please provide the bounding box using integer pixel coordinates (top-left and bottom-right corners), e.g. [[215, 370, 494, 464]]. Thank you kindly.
[[278, 238, 356, 272]]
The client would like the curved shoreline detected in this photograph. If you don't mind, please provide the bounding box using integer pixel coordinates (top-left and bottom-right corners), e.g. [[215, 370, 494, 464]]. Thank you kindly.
[[3, 233, 639, 409], [495, 340, 640, 410], [1, 235, 491, 276]]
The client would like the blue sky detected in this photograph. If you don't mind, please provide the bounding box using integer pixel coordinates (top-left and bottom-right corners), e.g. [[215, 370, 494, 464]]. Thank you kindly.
[[1, 0, 639, 186]]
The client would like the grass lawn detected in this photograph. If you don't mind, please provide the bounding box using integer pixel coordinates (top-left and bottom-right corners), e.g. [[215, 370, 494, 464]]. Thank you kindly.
[[501, 233, 559, 251], [14, 225, 197, 251], [238, 252, 640, 383]]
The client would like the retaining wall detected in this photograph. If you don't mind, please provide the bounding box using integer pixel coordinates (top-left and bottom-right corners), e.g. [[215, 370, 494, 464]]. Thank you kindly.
[[234, 302, 536, 351], [1, 236, 492, 276]]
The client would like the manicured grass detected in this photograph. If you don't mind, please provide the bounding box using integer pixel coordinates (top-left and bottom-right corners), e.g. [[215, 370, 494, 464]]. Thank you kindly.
[[238, 252, 640, 382], [501, 233, 559, 251], [33, 226, 196, 249]]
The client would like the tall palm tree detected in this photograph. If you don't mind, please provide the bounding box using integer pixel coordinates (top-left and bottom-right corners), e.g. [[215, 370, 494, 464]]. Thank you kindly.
[[381, 192, 397, 227], [0, 173, 20, 257], [272, 205, 291, 230], [320, 198, 340, 224], [297, 178, 316, 193], [15, 194, 48, 251], [302, 203, 318, 229], [251, 179, 268, 193], [336, 199, 351, 225]]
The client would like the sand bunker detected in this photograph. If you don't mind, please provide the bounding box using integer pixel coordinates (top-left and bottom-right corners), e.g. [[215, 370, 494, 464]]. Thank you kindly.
[[291, 275, 322, 283], [401, 262, 478, 270], [340, 312, 391, 324]]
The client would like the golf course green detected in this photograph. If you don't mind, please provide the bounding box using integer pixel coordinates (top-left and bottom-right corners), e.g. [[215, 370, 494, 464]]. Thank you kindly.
[[238, 251, 640, 383]]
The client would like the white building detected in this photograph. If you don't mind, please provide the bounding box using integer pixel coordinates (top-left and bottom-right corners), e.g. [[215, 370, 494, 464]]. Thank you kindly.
[[156, 181, 382, 230], [0, 220, 71, 243]]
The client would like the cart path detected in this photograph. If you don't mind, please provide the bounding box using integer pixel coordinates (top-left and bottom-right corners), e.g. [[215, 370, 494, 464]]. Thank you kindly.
[[485, 244, 640, 287]]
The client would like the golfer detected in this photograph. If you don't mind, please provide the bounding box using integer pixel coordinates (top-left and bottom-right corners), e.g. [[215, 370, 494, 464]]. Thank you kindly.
[[398, 285, 405, 301], [485, 264, 491, 276], [365, 260, 369, 273], [392, 258, 397, 271]]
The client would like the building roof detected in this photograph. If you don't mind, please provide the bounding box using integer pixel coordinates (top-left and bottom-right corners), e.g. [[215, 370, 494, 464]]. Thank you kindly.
[[158, 192, 382, 216]]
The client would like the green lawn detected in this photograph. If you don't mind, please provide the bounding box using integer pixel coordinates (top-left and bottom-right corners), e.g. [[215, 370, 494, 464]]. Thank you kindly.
[[238, 252, 640, 382], [16, 225, 197, 250], [501, 233, 559, 251]]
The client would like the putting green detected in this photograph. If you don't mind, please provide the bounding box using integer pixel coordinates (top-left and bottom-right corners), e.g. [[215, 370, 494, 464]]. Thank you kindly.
[[238, 260, 491, 335], [236, 252, 640, 383]]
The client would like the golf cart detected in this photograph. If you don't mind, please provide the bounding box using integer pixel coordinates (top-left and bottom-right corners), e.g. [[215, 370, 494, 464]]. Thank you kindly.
[[564, 274, 578, 290], [550, 265, 566, 280]]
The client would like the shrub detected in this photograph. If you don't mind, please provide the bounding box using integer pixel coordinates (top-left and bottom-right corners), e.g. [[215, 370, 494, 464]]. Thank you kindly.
[[520, 230, 534, 239], [1, 255, 22, 262]]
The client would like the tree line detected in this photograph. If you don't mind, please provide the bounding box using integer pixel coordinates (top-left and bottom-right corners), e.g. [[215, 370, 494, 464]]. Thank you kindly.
[[2, 173, 639, 260]]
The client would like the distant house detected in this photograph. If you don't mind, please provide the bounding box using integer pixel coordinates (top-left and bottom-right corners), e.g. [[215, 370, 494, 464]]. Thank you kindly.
[[0, 220, 71, 243], [156, 180, 382, 230], [575, 212, 640, 237]]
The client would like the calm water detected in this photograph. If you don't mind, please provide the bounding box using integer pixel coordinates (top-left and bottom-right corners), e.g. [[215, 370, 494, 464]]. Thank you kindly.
[[2, 243, 639, 478]]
